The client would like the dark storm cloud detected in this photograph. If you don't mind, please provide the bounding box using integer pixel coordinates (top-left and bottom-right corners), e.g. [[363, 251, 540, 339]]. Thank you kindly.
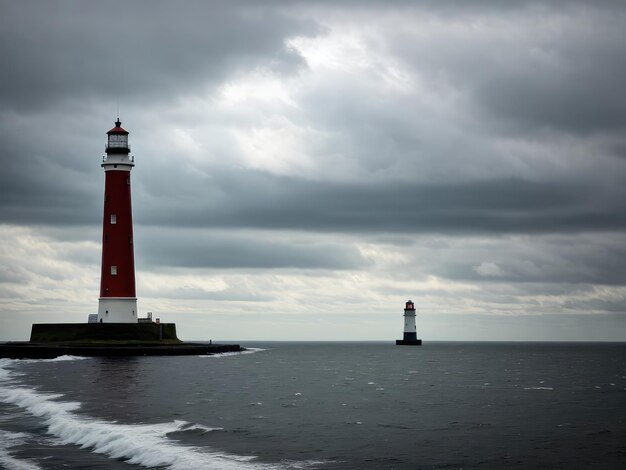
[[0, 0, 312, 112], [0, 0, 313, 226], [2, 1, 626, 236], [381, 1, 626, 137], [473, 32, 626, 135], [2, 158, 625, 235], [135, 229, 368, 270], [0, 120, 101, 226], [136, 170, 626, 234]]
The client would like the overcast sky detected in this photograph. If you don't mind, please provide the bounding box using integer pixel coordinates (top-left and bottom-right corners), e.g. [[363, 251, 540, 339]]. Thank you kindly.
[[1, 0, 626, 341]]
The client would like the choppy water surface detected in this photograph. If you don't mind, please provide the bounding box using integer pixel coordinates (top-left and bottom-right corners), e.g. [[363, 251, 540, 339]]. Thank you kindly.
[[1, 342, 625, 469]]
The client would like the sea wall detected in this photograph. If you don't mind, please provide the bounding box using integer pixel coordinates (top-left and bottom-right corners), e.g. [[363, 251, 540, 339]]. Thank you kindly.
[[30, 323, 179, 342], [0, 342, 242, 359]]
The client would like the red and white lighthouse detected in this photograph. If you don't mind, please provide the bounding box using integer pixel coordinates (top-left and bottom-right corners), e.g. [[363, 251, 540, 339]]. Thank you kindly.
[[97, 119, 137, 323]]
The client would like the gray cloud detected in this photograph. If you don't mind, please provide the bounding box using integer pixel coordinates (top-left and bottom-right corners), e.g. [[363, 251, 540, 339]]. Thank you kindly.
[[2, 1, 625, 236], [379, 2, 626, 139], [2, 151, 625, 235], [141, 285, 272, 302], [0, 1, 312, 112], [135, 229, 368, 270], [137, 172, 626, 234], [2, 0, 626, 340], [428, 235, 626, 286], [474, 31, 626, 135]]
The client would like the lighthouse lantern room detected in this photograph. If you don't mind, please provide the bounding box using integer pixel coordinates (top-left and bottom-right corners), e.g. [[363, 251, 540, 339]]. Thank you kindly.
[[97, 119, 137, 323]]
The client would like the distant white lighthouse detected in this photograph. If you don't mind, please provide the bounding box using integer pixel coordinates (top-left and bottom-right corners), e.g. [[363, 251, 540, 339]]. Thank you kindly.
[[396, 300, 422, 346]]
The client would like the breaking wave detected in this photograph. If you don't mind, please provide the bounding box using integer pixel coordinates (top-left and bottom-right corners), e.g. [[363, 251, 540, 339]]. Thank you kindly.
[[17, 355, 91, 365], [0, 358, 309, 469], [39, 355, 91, 362], [200, 348, 267, 358], [0, 430, 42, 470]]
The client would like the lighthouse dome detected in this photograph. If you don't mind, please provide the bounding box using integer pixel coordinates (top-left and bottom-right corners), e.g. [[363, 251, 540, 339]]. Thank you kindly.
[[107, 119, 129, 135]]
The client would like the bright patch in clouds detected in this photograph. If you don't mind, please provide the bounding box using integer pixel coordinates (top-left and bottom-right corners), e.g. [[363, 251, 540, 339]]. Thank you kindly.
[[474, 262, 503, 277], [219, 70, 296, 107], [232, 117, 317, 175], [287, 31, 413, 93]]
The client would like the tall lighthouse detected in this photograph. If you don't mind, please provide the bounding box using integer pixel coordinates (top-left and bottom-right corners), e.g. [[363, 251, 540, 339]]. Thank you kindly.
[[0, 118, 248, 357], [97, 119, 137, 323], [396, 300, 422, 345]]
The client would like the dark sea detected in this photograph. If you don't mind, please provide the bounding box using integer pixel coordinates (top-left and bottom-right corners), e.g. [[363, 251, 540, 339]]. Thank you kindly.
[[1, 342, 625, 469]]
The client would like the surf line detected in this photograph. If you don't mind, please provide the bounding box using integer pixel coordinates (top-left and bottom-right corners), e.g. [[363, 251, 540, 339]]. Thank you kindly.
[[0, 358, 305, 469]]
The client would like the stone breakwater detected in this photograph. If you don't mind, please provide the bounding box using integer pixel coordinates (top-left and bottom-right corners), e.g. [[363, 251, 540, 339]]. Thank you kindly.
[[0, 342, 243, 359]]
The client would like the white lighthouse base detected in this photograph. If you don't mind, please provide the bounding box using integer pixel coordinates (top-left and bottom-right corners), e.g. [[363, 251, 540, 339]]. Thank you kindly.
[[97, 297, 138, 323]]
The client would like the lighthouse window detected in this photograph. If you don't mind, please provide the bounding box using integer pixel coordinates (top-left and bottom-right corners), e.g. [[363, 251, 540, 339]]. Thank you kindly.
[[126, 178, 130, 185], [111, 265, 117, 275], [110, 214, 117, 224], [109, 135, 127, 147]]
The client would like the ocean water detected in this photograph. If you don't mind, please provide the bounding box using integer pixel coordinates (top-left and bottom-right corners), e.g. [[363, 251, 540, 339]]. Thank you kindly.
[[0, 342, 625, 469]]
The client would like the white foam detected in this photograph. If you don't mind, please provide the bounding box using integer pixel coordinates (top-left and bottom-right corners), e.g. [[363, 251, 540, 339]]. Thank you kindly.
[[0, 362, 13, 382], [0, 430, 42, 470], [199, 348, 267, 359], [42, 355, 90, 362], [178, 422, 218, 433], [0, 356, 91, 368], [0, 359, 314, 469], [17, 355, 91, 363], [523, 387, 554, 390]]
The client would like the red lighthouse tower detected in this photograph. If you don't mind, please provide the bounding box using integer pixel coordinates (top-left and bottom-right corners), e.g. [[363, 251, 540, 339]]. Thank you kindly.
[[97, 119, 137, 323]]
